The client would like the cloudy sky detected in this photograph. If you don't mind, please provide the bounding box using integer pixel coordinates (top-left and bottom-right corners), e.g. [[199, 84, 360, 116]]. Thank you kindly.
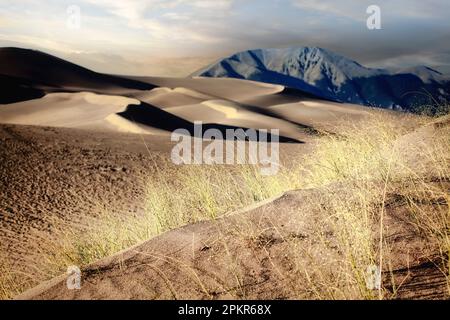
[[1, 0, 450, 76]]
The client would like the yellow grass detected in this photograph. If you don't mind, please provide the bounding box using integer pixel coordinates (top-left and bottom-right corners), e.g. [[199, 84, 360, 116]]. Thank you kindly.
[[284, 112, 448, 299], [0, 111, 448, 300]]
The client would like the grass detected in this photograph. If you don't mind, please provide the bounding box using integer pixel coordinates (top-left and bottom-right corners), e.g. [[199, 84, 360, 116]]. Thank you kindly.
[[294, 113, 448, 299], [0, 162, 304, 299], [295, 113, 407, 298], [0, 110, 448, 300], [47, 164, 303, 267]]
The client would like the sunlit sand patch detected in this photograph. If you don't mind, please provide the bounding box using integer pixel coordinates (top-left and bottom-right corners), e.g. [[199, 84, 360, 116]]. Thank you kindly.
[[104, 114, 150, 134], [201, 100, 240, 119], [81, 92, 140, 107], [300, 100, 372, 115], [173, 87, 214, 100]]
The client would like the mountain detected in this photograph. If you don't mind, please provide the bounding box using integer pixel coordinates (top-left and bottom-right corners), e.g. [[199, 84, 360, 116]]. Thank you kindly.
[[195, 47, 450, 112], [0, 47, 154, 103]]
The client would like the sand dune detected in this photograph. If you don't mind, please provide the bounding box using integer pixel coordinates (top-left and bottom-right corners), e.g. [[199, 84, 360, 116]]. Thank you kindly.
[[0, 92, 215, 136], [130, 76, 285, 100], [132, 87, 211, 109], [0, 91, 310, 142], [17, 179, 449, 300], [1, 75, 376, 142], [0, 47, 154, 104], [0, 47, 378, 140], [132, 77, 378, 140], [0, 47, 154, 91], [0, 47, 379, 139], [266, 100, 372, 131], [165, 99, 313, 142], [0, 92, 140, 130]]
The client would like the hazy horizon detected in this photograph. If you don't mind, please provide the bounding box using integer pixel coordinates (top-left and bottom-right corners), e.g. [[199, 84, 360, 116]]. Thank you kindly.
[[2, 0, 450, 76]]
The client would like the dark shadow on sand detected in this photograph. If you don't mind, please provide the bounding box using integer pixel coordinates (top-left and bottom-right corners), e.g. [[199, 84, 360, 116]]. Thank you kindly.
[[118, 102, 303, 143]]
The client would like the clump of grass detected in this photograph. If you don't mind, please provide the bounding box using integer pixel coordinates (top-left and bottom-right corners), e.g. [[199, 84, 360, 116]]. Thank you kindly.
[[146, 163, 303, 233], [0, 259, 28, 300], [409, 94, 450, 117], [302, 113, 409, 185], [293, 115, 405, 298], [285, 112, 449, 299]]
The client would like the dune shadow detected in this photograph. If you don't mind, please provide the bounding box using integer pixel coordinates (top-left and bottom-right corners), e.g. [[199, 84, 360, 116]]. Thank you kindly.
[[235, 100, 323, 136], [118, 102, 303, 143], [117, 102, 195, 132], [0, 75, 45, 104], [201, 123, 302, 143]]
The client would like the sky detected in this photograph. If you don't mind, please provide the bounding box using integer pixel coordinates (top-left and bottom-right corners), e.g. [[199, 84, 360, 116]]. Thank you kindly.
[[1, 0, 450, 76]]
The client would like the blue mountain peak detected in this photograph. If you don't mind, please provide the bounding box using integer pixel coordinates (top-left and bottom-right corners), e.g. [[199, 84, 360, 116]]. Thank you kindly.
[[195, 46, 449, 111]]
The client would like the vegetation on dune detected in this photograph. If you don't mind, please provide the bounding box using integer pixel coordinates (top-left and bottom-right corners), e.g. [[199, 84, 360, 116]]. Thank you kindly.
[[0, 109, 449, 300]]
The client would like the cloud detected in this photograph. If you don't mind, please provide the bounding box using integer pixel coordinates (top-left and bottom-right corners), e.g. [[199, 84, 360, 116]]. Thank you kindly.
[[1, 0, 450, 75], [366, 52, 450, 73], [291, 0, 367, 20], [66, 51, 217, 76], [291, 0, 450, 20], [78, 0, 236, 46]]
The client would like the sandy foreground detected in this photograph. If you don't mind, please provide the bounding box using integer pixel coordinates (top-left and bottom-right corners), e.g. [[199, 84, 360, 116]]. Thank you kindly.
[[1, 68, 448, 299]]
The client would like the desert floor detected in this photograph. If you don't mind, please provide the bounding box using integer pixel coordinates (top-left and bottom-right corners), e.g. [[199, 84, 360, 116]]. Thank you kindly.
[[0, 72, 448, 300]]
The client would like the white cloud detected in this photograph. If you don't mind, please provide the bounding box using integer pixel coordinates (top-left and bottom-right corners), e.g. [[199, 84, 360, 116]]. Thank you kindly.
[[188, 0, 233, 9], [291, 0, 450, 20], [79, 0, 235, 44]]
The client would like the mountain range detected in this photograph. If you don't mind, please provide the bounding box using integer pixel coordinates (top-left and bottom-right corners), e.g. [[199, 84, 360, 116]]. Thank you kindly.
[[195, 47, 450, 112]]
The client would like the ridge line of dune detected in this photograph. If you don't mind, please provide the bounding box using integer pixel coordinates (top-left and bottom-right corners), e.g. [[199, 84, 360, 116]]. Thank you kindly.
[[14, 192, 286, 300]]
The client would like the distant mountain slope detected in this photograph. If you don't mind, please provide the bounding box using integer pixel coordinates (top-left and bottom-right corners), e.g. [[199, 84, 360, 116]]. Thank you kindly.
[[0, 47, 154, 103], [195, 47, 450, 112]]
